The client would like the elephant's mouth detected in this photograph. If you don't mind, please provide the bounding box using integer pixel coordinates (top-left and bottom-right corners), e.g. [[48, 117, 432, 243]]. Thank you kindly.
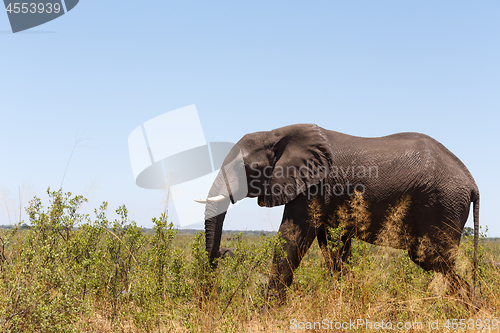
[[220, 166, 236, 204], [194, 167, 235, 205]]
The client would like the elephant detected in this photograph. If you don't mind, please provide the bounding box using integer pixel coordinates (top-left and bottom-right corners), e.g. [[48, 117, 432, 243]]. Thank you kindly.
[[197, 124, 479, 303]]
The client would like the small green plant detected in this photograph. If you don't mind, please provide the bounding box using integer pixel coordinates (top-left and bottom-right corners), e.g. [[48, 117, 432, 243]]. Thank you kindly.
[[326, 222, 345, 255]]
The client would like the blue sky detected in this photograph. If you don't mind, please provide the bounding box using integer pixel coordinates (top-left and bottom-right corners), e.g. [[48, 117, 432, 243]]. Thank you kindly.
[[1, 1, 499, 235]]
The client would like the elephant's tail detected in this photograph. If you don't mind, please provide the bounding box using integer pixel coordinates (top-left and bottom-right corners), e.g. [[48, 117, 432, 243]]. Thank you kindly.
[[472, 190, 480, 284]]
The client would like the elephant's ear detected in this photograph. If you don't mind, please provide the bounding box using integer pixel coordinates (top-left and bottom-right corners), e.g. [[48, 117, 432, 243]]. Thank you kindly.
[[258, 124, 333, 207]]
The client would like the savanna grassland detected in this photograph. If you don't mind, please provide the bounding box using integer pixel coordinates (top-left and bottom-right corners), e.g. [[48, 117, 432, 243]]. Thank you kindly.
[[0, 189, 499, 332]]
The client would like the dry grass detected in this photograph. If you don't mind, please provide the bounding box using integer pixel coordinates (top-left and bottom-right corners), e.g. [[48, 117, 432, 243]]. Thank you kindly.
[[65, 235, 500, 333], [0, 190, 497, 332]]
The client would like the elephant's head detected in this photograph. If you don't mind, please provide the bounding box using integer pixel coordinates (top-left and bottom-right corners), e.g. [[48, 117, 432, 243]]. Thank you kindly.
[[198, 124, 333, 265]]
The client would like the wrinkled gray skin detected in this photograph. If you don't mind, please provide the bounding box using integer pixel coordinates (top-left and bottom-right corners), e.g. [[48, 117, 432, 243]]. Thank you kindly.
[[204, 124, 479, 303]]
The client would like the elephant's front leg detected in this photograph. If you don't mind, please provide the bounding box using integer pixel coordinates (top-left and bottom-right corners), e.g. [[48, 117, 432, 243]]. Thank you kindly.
[[266, 195, 317, 304]]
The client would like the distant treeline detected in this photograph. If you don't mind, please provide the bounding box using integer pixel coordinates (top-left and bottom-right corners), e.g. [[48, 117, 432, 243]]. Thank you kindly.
[[0, 224, 277, 237], [0, 224, 493, 240]]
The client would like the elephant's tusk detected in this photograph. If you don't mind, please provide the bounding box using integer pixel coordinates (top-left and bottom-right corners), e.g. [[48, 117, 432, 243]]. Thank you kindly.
[[194, 195, 227, 204]]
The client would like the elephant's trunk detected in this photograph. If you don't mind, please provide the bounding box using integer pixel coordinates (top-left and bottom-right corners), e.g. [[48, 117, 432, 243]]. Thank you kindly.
[[203, 171, 231, 265], [203, 145, 247, 265], [205, 209, 228, 263]]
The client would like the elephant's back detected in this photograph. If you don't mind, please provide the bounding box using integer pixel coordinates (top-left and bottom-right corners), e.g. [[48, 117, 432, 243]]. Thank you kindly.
[[327, 130, 472, 172], [323, 130, 478, 197]]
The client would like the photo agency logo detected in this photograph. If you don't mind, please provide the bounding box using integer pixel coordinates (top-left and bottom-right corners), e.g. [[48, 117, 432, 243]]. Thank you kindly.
[[128, 109, 379, 227], [3, 0, 79, 33], [128, 105, 245, 227]]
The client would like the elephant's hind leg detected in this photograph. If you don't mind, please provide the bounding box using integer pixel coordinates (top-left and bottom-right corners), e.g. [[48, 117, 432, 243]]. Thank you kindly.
[[408, 232, 478, 310]]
